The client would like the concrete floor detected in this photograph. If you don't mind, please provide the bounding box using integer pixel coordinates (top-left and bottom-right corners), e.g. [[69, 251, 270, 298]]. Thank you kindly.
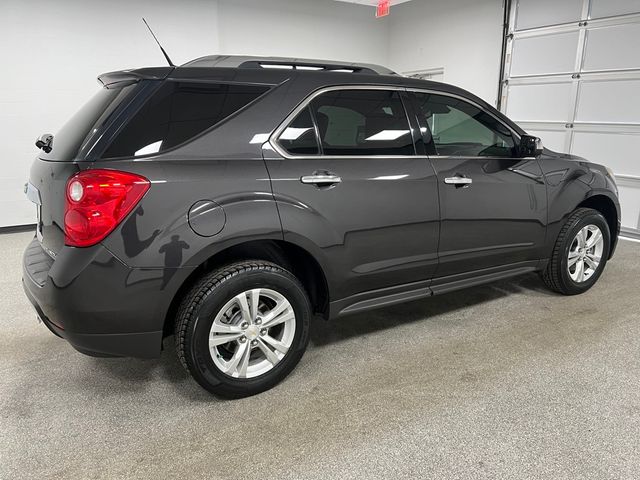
[[1, 231, 639, 479]]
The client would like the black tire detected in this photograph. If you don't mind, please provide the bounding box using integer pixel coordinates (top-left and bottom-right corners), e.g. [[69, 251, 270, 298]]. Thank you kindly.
[[541, 208, 610, 295], [175, 260, 311, 398]]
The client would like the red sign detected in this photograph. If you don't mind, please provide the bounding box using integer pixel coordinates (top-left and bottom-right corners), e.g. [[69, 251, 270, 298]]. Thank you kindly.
[[376, 0, 390, 18]]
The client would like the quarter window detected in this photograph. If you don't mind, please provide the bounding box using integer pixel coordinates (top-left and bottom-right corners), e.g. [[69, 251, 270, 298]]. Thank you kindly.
[[102, 81, 269, 158], [411, 92, 516, 157], [309, 89, 414, 156], [278, 107, 320, 155]]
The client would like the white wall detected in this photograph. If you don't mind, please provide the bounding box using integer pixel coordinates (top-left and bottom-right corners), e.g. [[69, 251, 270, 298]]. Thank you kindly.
[[217, 0, 389, 66], [1, 0, 504, 227], [388, 0, 504, 105], [0, 0, 219, 227]]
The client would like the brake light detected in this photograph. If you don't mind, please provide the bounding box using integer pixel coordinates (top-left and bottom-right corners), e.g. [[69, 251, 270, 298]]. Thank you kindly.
[[64, 169, 150, 247]]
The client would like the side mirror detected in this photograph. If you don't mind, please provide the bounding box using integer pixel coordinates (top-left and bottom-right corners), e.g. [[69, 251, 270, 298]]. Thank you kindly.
[[519, 134, 543, 157]]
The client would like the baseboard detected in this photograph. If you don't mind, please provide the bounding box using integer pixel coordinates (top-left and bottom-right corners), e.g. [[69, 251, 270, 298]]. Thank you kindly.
[[620, 227, 640, 241], [0, 224, 35, 234]]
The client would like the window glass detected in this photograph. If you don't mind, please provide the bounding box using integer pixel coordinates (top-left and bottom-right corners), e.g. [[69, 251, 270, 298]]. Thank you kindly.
[[40, 84, 136, 161], [102, 81, 269, 158], [310, 90, 414, 156], [411, 92, 516, 157], [278, 107, 319, 155]]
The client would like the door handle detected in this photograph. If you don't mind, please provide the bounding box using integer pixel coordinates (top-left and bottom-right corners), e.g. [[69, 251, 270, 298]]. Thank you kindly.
[[300, 174, 342, 186], [444, 176, 472, 187]]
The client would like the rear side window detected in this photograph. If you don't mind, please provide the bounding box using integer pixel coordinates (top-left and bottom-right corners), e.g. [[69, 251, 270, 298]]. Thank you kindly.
[[102, 81, 269, 158], [310, 89, 414, 156]]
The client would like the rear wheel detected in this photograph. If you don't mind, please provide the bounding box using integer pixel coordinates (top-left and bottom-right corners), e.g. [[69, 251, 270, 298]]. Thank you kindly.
[[175, 261, 311, 398], [542, 208, 610, 295]]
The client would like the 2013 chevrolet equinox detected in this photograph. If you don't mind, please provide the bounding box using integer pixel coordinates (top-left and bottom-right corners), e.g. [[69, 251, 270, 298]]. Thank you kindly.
[[22, 56, 620, 397]]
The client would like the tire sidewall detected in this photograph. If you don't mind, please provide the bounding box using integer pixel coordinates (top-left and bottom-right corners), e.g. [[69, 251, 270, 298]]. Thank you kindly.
[[185, 268, 311, 397], [558, 211, 610, 294]]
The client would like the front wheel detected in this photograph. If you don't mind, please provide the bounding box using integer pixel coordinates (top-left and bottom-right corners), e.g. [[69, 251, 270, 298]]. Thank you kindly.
[[175, 261, 311, 398], [542, 208, 610, 295]]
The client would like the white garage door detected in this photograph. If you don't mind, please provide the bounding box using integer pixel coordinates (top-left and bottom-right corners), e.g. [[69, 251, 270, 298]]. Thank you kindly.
[[500, 0, 640, 237]]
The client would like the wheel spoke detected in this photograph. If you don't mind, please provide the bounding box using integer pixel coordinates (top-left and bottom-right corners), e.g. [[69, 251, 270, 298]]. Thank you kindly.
[[235, 292, 252, 322], [585, 229, 602, 249], [261, 299, 293, 328], [262, 310, 294, 329], [584, 256, 598, 270], [209, 333, 243, 347], [224, 341, 248, 376], [261, 334, 289, 355], [210, 322, 243, 334], [249, 288, 261, 322], [586, 253, 601, 263], [257, 338, 280, 365], [575, 259, 585, 282], [576, 228, 587, 248], [237, 343, 251, 378], [567, 250, 581, 267]]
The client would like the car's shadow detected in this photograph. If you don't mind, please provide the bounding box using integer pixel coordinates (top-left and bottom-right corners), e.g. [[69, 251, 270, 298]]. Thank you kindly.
[[85, 272, 554, 401]]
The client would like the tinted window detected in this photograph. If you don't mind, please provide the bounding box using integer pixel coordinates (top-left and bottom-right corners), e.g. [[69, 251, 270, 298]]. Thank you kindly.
[[411, 92, 516, 157], [309, 90, 414, 156], [41, 85, 136, 161], [102, 81, 269, 158], [278, 107, 319, 155]]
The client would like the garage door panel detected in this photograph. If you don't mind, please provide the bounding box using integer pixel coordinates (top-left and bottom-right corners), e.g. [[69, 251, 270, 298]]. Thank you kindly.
[[571, 131, 640, 176], [506, 83, 574, 122], [617, 185, 640, 229], [584, 23, 640, 71], [515, 0, 584, 30], [505, 0, 640, 233], [511, 32, 580, 76], [525, 129, 568, 152], [575, 79, 640, 124], [590, 0, 640, 19]]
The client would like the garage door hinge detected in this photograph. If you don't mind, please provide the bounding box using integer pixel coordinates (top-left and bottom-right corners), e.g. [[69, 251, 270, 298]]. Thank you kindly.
[[565, 123, 574, 129], [571, 73, 581, 79], [578, 21, 588, 27]]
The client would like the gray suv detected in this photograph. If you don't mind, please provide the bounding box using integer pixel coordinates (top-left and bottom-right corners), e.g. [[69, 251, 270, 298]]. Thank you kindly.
[[23, 56, 620, 397]]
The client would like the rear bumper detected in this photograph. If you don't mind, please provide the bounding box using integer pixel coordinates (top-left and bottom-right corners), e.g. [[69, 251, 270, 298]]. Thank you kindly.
[[22, 283, 162, 357], [22, 237, 192, 358]]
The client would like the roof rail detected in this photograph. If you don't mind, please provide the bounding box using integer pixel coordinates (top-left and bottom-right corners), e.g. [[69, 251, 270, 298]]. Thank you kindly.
[[182, 55, 396, 75]]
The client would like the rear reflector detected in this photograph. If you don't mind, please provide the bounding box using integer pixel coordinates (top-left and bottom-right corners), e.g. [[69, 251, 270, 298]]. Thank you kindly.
[[64, 169, 150, 247]]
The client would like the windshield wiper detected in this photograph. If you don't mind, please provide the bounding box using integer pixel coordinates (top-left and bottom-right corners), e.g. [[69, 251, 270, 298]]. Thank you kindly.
[[35, 133, 53, 153]]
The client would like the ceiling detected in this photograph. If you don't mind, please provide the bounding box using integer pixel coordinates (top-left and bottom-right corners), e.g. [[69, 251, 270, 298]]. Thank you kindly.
[[333, 0, 415, 6]]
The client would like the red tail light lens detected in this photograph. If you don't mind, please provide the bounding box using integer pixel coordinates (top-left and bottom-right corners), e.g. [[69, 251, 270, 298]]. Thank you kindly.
[[64, 169, 150, 247]]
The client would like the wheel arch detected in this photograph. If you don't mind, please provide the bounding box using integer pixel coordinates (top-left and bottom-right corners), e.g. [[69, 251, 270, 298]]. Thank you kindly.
[[163, 239, 330, 337], [576, 193, 619, 258]]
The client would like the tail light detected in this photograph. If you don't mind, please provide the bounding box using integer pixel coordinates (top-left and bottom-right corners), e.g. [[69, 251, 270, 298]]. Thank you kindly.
[[64, 169, 150, 247]]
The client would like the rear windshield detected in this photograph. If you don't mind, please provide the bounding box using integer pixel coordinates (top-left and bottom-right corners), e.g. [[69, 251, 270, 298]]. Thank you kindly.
[[40, 84, 136, 161], [101, 81, 270, 158]]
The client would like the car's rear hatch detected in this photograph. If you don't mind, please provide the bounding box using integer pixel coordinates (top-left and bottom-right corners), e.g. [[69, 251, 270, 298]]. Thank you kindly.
[[27, 69, 170, 256]]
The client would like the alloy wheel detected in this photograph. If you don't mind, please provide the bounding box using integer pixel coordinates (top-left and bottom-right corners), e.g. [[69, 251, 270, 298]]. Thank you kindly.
[[209, 288, 296, 378], [567, 224, 604, 283]]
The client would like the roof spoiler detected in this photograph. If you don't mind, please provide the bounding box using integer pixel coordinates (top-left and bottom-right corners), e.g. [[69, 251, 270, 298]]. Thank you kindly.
[[97, 67, 174, 88]]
